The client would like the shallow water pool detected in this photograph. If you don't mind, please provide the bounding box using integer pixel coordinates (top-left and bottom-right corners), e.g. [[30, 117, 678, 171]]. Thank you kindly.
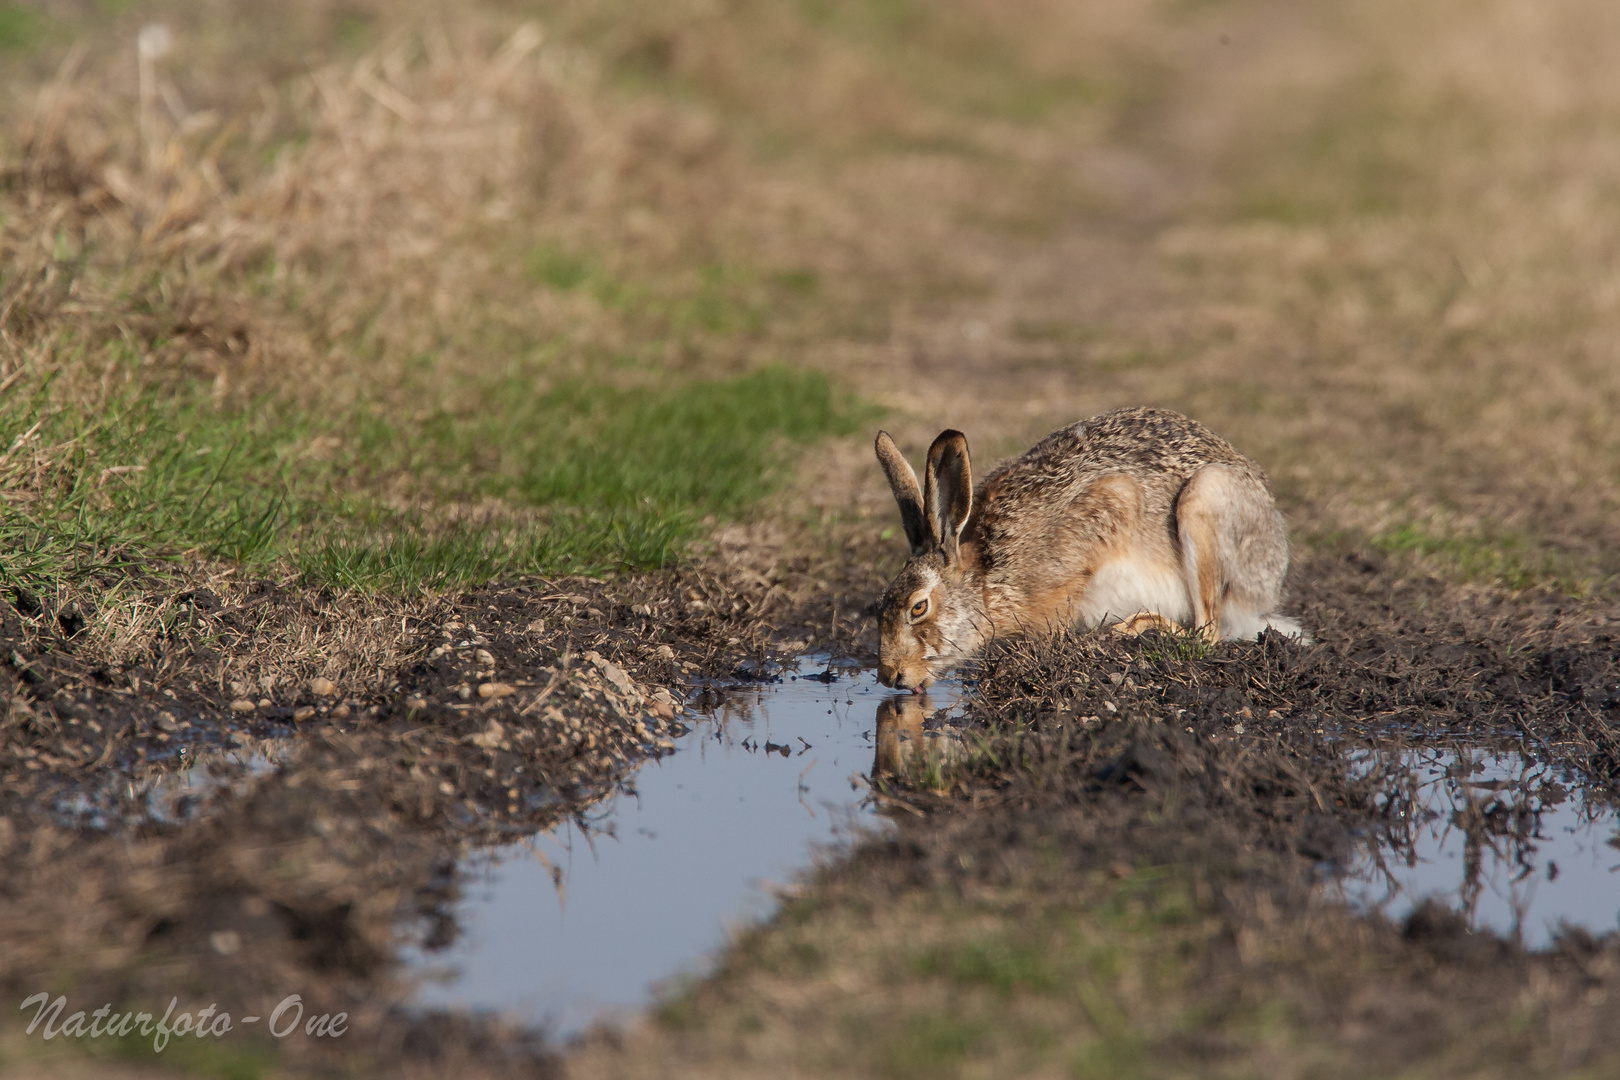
[[407, 658, 965, 1037], [1338, 748, 1620, 947], [407, 661, 1620, 1038]]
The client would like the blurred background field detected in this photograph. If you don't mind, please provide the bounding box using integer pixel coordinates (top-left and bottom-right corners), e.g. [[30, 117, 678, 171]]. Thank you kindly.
[[5, 4, 1620, 1078], [6, 0, 1620, 601]]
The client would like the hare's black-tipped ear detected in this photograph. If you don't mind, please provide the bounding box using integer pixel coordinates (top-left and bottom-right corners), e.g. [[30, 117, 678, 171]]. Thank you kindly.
[[924, 429, 972, 563], [874, 430, 928, 554]]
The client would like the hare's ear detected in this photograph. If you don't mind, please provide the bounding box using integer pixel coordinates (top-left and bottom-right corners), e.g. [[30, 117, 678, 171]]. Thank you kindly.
[[924, 429, 972, 563], [874, 430, 928, 554]]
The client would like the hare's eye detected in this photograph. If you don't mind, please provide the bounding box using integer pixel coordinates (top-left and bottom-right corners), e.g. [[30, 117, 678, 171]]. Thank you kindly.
[[909, 598, 929, 620]]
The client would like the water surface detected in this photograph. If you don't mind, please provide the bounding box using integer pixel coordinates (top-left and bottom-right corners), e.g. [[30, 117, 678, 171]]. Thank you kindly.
[[409, 658, 964, 1037], [409, 663, 1620, 1039], [1338, 748, 1620, 947]]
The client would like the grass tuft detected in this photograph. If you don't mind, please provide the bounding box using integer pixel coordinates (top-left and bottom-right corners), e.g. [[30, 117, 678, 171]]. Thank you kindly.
[[1132, 626, 1214, 665]]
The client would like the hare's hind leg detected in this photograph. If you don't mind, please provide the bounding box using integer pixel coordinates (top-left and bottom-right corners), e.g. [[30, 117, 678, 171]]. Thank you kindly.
[[1110, 612, 1187, 636], [1174, 465, 1288, 641]]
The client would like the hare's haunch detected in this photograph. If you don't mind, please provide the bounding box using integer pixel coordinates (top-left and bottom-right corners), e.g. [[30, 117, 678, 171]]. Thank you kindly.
[[874, 407, 1306, 691]]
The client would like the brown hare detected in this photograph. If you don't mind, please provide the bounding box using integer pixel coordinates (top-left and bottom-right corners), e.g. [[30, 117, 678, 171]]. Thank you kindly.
[[874, 407, 1304, 691]]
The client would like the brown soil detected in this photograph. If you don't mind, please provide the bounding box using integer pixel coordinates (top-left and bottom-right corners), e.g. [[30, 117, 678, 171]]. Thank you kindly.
[[5, 545, 1620, 1076], [568, 557, 1620, 1078], [0, 556, 825, 1077]]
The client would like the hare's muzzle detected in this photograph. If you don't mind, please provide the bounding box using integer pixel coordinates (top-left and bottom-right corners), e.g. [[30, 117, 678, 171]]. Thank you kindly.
[[877, 662, 930, 693]]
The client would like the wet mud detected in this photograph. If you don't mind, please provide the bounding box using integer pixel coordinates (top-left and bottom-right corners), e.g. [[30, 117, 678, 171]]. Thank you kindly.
[[2, 549, 1619, 1073], [947, 551, 1620, 949], [0, 567, 800, 1076]]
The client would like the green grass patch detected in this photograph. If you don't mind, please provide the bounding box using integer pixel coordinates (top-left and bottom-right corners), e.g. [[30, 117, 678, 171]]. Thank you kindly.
[[885, 877, 1219, 1076], [526, 245, 772, 339], [0, 359, 330, 589], [526, 243, 595, 292], [879, 1013, 990, 1079], [297, 509, 694, 592], [794, 0, 1112, 125], [0, 352, 871, 594], [0, 4, 46, 50], [913, 938, 1061, 996], [461, 366, 871, 517], [1229, 69, 1493, 226], [1069, 1033, 1149, 1079], [82, 1025, 276, 1080], [1134, 626, 1214, 664], [1372, 520, 1585, 593]]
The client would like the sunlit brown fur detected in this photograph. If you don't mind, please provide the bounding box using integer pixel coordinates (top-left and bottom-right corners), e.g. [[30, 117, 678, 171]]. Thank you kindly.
[[874, 409, 1304, 689]]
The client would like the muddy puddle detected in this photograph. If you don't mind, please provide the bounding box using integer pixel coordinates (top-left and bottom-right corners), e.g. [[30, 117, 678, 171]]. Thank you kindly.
[[400, 643, 1620, 1039], [49, 737, 293, 830], [1339, 747, 1620, 947], [406, 657, 967, 1038]]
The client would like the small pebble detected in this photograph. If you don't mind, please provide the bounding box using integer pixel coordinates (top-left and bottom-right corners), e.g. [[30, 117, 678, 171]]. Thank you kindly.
[[310, 677, 337, 697], [479, 682, 516, 699], [209, 931, 241, 956], [256, 698, 272, 709], [405, 696, 427, 710], [588, 653, 634, 696], [331, 704, 351, 719], [155, 712, 180, 732], [229, 699, 256, 713], [475, 649, 495, 668], [293, 706, 316, 722]]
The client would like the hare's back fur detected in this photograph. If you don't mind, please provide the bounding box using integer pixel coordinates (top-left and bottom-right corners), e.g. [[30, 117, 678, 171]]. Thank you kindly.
[[966, 408, 1292, 640]]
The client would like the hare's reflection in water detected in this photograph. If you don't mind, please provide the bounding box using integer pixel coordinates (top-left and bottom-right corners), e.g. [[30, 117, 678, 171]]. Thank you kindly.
[[873, 693, 959, 779]]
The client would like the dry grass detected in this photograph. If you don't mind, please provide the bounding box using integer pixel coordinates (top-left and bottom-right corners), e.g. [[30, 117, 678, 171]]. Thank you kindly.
[[7, 0, 1620, 595], [1, 4, 885, 607], [4, 0, 1620, 1076], [4, 11, 755, 396], [772, 0, 1620, 594]]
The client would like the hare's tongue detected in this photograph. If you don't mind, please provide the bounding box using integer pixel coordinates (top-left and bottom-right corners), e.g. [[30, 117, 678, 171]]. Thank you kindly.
[[911, 685, 926, 696]]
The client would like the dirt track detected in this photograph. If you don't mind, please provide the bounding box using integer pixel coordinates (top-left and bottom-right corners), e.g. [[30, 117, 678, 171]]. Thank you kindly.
[[5, 540, 1620, 1076], [7, 0, 1620, 1075]]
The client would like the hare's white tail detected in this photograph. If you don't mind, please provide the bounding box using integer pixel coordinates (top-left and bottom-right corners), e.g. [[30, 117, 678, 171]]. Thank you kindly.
[[1262, 614, 1312, 645], [1219, 608, 1312, 644]]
